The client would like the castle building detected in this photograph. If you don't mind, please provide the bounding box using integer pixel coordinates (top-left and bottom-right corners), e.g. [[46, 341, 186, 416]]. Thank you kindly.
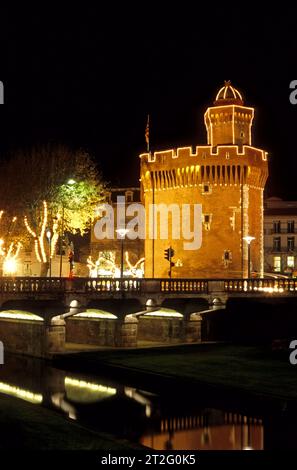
[[140, 82, 269, 278]]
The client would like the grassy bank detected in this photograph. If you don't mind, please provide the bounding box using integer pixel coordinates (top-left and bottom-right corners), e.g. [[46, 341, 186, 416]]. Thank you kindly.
[[55, 343, 297, 404], [0, 393, 143, 450]]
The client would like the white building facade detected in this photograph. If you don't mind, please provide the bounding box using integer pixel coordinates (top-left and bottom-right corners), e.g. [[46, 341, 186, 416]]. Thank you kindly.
[[264, 197, 297, 276]]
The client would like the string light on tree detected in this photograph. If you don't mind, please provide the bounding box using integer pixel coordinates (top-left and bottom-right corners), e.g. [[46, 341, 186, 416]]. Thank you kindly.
[[24, 201, 60, 274], [0, 211, 22, 274], [25, 203, 48, 263]]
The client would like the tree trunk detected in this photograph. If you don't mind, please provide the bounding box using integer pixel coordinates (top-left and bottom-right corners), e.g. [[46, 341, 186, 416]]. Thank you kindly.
[[40, 262, 49, 277]]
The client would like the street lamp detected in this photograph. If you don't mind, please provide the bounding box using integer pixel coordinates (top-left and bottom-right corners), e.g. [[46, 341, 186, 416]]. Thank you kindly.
[[243, 235, 255, 278], [115, 228, 129, 278], [59, 179, 76, 277], [46, 229, 52, 278]]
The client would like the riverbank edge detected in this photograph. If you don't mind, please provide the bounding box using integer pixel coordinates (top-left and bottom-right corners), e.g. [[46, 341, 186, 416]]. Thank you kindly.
[[0, 393, 145, 451], [52, 344, 297, 415]]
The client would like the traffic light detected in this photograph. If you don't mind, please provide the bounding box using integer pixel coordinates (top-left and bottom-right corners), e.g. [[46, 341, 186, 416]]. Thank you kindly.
[[164, 247, 175, 278], [164, 247, 175, 261]]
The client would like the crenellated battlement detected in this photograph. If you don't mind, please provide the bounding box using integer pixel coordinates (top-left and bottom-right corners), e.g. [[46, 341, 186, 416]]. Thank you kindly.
[[140, 145, 268, 192], [140, 145, 268, 166]]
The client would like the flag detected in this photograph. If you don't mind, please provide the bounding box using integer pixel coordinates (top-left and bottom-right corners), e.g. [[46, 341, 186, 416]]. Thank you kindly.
[[145, 114, 150, 150]]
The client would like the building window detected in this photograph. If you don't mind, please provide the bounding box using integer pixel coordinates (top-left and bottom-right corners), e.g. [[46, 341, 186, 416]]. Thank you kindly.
[[287, 237, 295, 251], [288, 220, 295, 233], [287, 256, 295, 268], [273, 256, 281, 272], [273, 237, 281, 252], [273, 221, 281, 233]]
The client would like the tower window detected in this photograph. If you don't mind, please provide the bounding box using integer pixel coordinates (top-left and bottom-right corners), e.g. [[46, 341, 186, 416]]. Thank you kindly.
[[202, 184, 212, 194], [223, 250, 232, 266], [203, 214, 212, 230], [224, 251, 230, 260], [240, 131, 245, 138]]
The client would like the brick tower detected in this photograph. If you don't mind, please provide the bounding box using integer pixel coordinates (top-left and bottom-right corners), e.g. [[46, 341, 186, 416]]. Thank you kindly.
[[140, 82, 269, 278]]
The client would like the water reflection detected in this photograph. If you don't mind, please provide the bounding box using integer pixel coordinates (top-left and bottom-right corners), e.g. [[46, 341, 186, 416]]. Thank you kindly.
[[0, 381, 43, 404], [141, 412, 263, 450], [0, 354, 266, 450]]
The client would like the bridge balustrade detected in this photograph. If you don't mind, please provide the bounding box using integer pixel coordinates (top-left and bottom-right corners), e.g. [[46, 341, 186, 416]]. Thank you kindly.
[[84, 278, 141, 292], [160, 279, 208, 293], [0, 277, 66, 293], [224, 278, 297, 293], [0, 277, 297, 295]]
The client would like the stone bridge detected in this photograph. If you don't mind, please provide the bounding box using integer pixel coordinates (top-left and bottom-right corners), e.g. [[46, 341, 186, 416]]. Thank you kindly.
[[0, 277, 296, 358]]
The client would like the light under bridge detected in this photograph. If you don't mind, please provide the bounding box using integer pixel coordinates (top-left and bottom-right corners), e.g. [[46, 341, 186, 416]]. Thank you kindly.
[[0, 277, 296, 358]]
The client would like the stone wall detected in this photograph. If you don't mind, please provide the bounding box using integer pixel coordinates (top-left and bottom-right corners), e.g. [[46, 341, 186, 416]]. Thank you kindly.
[[0, 318, 65, 358], [0, 319, 46, 357], [66, 316, 138, 348], [138, 316, 201, 343], [66, 317, 116, 346], [138, 316, 182, 342]]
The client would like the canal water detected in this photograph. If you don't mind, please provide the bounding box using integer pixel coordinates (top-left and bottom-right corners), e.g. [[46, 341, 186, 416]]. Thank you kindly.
[[0, 354, 295, 450]]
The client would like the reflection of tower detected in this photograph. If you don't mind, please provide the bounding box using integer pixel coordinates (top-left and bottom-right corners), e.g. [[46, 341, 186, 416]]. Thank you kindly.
[[140, 82, 268, 278]]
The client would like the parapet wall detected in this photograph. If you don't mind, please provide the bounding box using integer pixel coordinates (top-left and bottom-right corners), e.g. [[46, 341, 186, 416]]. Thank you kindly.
[[140, 145, 268, 165]]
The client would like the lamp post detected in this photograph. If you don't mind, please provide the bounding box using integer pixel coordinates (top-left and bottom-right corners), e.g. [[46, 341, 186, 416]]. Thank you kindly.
[[115, 228, 129, 279], [46, 229, 52, 278], [243, 235, 255, 278], [59, 179, 76, 277]]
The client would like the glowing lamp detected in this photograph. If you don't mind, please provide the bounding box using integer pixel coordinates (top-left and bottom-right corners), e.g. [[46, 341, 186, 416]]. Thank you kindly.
[[3, 258, 17, 275], [115, 228, 129, 239], [243, 235, 255, 278], [243, 235, 255, 245]]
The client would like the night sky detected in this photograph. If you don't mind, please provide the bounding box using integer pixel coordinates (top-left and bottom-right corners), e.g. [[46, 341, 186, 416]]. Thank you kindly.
[[1, 6, 297, 198]]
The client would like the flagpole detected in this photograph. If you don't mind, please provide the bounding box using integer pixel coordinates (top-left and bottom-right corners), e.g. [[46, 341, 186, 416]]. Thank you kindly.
[[146, 114, 150, 153]]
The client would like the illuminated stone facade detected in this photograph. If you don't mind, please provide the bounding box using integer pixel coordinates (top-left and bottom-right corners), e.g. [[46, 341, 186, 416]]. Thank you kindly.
[[91, 188, 144, 277], [140, 82, 268, 278]]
